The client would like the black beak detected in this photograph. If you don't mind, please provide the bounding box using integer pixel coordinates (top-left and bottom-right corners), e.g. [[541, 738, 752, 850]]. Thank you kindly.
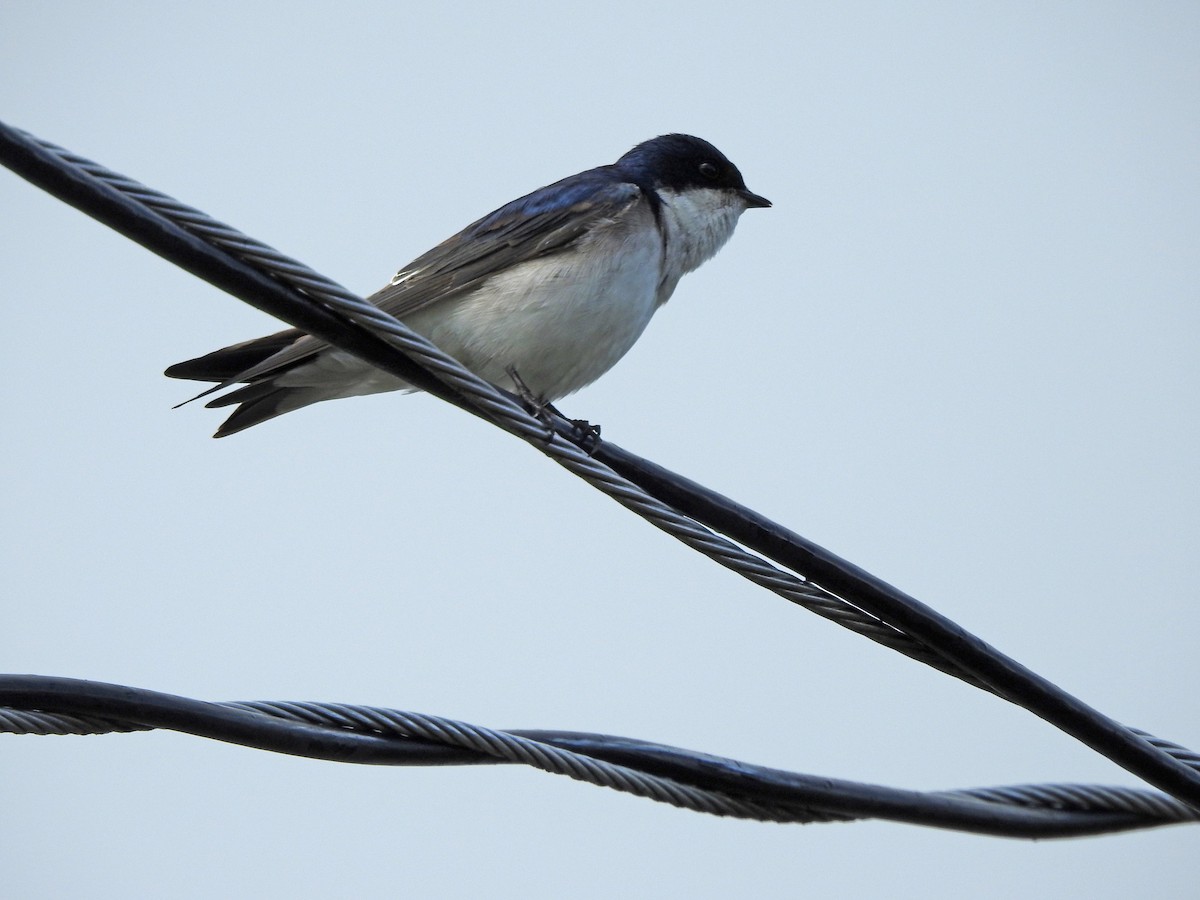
[[739, 188, 772, 209]]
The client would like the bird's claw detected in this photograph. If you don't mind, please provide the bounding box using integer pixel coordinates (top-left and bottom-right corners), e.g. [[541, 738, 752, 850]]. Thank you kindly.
[[505, 366, 602, 452], [506, 366, 556, 443], [569, 419, 602, 454]]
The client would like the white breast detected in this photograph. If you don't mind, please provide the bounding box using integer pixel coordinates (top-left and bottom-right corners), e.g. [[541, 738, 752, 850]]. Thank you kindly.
[[408, 205, 665, 402]]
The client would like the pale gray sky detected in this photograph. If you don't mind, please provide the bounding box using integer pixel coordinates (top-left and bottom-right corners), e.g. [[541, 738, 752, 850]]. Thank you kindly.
[[3, 3, 1197, 897]]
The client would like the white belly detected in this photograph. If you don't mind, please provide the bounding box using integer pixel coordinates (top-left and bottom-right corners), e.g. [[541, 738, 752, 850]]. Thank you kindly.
[[417, 226, 661, 400]]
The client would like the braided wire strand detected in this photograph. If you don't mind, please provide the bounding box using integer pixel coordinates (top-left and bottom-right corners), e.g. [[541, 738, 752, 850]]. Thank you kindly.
[[243, 701, 845, 823], [8, 127, 1197, 817], [0, 700, 816, 823], [1131, 730, 1200, 771], [945, 784, 1200, 821], [221, 701, 1197, 824], [0, 707, 149, 735], [7, 697, 1196, 830]]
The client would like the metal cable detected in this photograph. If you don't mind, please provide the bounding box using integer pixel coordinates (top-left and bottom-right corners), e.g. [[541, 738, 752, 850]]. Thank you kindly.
[[5, 677, 1197, 838], [943, 784, 1196, 821], [58, 142, 1200, 801], [224, 701, 809, 822], [0, 707, 148, 735], [3, 122, 1198, 813], [1131, 730, 1200, 771]]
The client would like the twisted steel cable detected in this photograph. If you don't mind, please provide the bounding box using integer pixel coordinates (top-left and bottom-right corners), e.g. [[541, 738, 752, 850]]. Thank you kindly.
[[2, 122, 1198, 817], [5, 677, 1197, 837]]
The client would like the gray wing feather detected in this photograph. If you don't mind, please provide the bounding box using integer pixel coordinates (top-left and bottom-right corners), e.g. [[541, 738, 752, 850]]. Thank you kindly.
[[225, 179, 643, 384]]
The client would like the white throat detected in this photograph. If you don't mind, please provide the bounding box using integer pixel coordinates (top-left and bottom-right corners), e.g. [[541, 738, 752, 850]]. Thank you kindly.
[[654, 187, 746, 301]]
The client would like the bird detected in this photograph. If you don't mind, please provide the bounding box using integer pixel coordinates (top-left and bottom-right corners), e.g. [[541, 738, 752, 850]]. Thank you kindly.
[[166, 133, 771, 437]]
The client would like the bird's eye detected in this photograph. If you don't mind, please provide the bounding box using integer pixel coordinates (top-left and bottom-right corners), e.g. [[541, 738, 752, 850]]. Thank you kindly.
[[698, 161, 720, 180]]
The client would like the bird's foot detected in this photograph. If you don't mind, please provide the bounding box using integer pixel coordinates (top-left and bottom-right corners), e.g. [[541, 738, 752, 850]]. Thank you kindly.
[[544, 401, 602, 454], [568, 418, 602, 454], [506, 366, 556, 443], [504, 367, 602, 451]]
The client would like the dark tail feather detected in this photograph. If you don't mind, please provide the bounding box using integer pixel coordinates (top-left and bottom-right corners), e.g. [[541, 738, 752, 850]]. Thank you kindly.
[[204, 381, 278, 409], [204, 381, 325, 438], [172, 382, 226, 409], [166, 329, 315, 435], [164, 329, 299, 382]]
